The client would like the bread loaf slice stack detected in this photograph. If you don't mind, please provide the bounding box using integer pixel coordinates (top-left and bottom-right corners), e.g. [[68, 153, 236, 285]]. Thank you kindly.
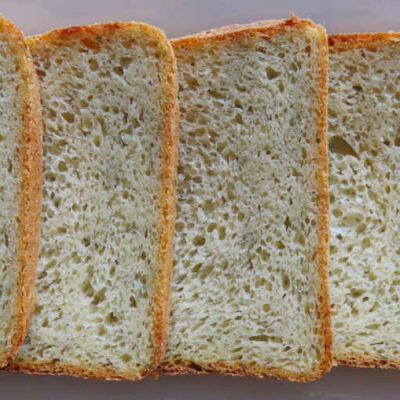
[[0, 15, 42, 367], [162, 17, 331, 381], [8, 22, 178, 380], [329, 33, 400, 368]]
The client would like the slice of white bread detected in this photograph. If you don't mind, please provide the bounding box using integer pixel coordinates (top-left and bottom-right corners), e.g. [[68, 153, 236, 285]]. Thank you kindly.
[[329, 33, 400, 368], [8, 22, 178, 380], [0, 15, 42, 367], [162, 17, 331, 381]]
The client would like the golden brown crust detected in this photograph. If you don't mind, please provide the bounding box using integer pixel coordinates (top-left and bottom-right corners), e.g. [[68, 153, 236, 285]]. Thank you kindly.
[[162, 358, 326, 382], [313, 23, 332, 380], [162, 16, 332, 382], [0, 15, 43, 368], [151, 32, 180, 370], [335, 352, 400, 369], [329, 32, 400, 51], [171, 15, 322, 47], [8, 21, 178, 381], [329, 32, 400, 370], [7, 360, 144, 381]]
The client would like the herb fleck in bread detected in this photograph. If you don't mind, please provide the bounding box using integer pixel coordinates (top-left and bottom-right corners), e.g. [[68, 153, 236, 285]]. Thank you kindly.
[[0, 15, 42, 367], [329, 33, 400, 368], [162, 17, 331, 381], [8, 22, 178, 380]]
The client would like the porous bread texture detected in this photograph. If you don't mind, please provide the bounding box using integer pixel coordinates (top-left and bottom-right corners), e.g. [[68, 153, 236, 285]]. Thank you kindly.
[[163, 18, 331, 381], [329, 34, 400, 368], [0, 15, 42, 367], [10, 22, 178, 380]]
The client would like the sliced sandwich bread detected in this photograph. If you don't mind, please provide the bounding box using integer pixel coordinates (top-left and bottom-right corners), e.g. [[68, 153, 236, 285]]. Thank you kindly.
[[329, 33, 400, 368], [0, 15, 42, 367], [162, 17, 331, 381], [8, 22, 178, 380]]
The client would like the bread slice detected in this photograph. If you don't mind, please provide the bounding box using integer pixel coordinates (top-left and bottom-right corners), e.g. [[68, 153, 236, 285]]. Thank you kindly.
[[0, 15, 42, 367], [329, 33, 400, 368], [162, 16, 331, 381], [8, 22, 178, 380]]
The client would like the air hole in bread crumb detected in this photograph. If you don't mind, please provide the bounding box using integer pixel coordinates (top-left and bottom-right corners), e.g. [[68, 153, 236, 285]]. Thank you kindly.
[[106, 312, 118, 324], [89, 58, 98, 71], [113, 66, 123, 76], [266, 66, 280, 80], [82, 280, 94, 297], [175, 222, 184, 232], [193, 236, 205, 246], [192, 263, 202, 273], [261, 250, 270, 262], [395, 135, 400, 147], [200, 265, 214, 279], [93, 135, 101, 147], [263, 304, 270, 312], [62, 112, 75, 124], [329, 136, 359, 158], [58, 161, 67, 172], [92, 288, 106, 305], [36, 69, 46, 78], [98, 325, 107, 336], [332, 209, 342, 218], [122, 354, 132, 362], [362, 237, 371, 249], [203, 200, 215, 213], [208, 89, 225, 100], [80, 99, 89, 108], [249, 334, 270, 342], [282, 274, 290, 290], [356, 223, 366, 234], [218, 226, 226, 240], [350, 288, 365, 298], [129, 296, 136, 308], [186, 110, 197, 123]]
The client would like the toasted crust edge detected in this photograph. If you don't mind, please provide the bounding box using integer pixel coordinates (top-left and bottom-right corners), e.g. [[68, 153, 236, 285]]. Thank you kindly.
[[150, 29, 180, 371], [0, 15, 43, 368], [162, 16, 332, 382], [334, 352, 400, 369], [329, 32, 400, 51], [329, 32, 400, 370], [7, 21, 179, 381]]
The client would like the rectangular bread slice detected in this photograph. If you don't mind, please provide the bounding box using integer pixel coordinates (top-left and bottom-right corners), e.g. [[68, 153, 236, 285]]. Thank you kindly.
[[162, 17, 331, 381], [0, 15, 42, 367], [329, 33, 400, 368], [8, 22, 178, 380]]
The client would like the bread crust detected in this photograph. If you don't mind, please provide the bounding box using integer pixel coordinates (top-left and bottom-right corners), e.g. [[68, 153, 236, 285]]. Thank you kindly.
[[329, 32, 400, 51], [162, 16, 332, 382], [0, 15, 43, 368], [151, 28, 180, 372], [329, 32, 400, 370], [7, 21, 179, 380]]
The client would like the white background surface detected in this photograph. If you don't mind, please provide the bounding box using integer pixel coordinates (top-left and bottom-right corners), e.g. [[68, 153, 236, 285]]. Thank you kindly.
[[1, 0, 399, 398]]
